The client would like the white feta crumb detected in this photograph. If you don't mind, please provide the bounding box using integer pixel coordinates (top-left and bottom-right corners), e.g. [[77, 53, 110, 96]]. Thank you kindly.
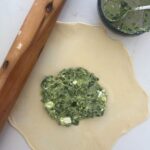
[[101, 108, 104, 112], [73, 80, 77, 85], [97, 90, 103, 97], [45, 101, 54, 109], [60, 117, 72, 125], [102, 96, 107, 102]]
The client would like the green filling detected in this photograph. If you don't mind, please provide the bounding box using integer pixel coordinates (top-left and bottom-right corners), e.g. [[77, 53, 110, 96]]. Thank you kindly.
[[41, 67, 107, 127], [101, 0, 150, 34], [102, 0, 131, 22]]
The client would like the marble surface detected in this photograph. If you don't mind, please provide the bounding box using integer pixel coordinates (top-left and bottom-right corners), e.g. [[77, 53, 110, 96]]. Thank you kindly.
[[0, 0, 150, 150]]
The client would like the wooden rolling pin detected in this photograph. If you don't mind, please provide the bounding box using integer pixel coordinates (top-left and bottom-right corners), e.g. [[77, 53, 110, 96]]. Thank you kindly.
[[0, 0, 66, 130]]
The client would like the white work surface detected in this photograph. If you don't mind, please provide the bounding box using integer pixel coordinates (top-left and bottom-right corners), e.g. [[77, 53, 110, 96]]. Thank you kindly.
[[0, 0, 150, 150]]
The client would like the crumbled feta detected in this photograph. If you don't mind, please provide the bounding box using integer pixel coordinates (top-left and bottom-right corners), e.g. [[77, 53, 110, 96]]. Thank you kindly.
[[73, 80, 77, 85], [45, 101, 55, 109], [60, 117, 72, 126], [97, 90, 103, 97], [102, 96, 107, 102]]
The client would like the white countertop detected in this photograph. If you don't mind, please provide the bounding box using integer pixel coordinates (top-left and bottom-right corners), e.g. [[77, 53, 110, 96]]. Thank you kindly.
[[0, 0, 150, 150]]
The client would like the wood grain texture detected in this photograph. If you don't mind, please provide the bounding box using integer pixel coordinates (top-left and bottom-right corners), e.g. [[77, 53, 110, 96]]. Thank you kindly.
[[0, 0, 66, 130]]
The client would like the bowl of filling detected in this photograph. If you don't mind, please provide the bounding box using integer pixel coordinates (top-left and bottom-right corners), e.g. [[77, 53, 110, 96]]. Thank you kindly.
[[98, 0, 150, 35]]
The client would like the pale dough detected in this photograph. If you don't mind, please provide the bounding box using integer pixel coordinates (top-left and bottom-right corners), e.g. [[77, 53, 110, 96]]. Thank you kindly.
[[9, 23, 148, 150]]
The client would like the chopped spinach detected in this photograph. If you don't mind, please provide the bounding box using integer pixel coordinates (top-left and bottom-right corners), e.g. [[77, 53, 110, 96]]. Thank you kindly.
[[102, 0, 131, 22], [100, 0, 150, 35], [41, 67, 107, 127]]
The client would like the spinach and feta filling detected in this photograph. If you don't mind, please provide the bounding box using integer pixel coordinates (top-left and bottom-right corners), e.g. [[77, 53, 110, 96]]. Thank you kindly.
[[99, 0, 150, 35], [41, 67, 107, 127]]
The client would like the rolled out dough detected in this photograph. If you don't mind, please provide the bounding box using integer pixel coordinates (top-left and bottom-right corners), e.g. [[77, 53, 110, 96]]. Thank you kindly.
[[9, 23, 148, 150]]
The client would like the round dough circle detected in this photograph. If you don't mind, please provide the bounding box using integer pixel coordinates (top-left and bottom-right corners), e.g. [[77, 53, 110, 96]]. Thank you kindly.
[[9, 23, 148, 150]]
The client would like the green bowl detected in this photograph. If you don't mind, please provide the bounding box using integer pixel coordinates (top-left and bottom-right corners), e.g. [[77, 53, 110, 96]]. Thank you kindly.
[[97, 0, 145, 35]]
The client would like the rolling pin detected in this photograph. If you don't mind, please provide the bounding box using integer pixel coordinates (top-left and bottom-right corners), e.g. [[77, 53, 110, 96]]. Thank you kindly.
[[0, 0, 66, 130]]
